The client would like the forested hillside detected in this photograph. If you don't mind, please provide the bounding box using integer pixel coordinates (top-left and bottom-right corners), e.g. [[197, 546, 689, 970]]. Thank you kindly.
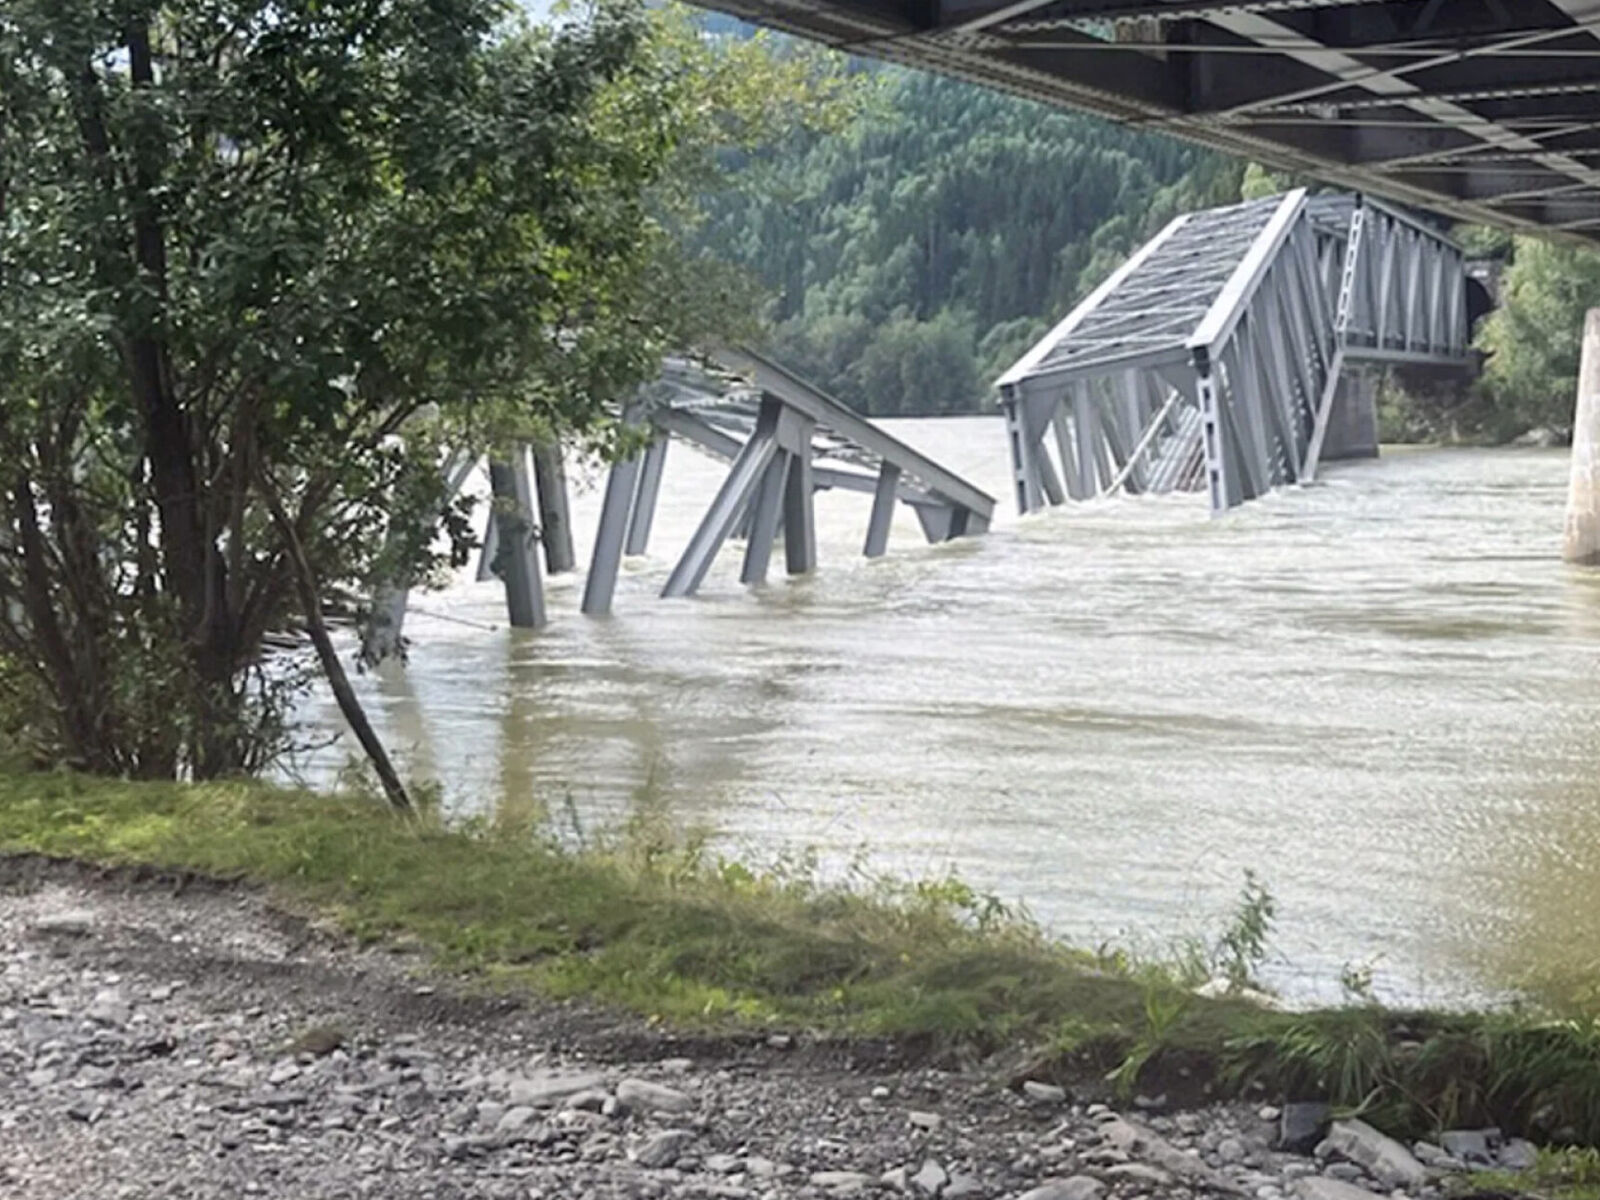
[[694, 68, 1248, 415]]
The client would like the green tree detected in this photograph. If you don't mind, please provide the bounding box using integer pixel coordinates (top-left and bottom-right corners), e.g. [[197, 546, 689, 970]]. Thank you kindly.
[[695, 66, 1243, 412], [0, 0, 849, 787], [1478, 236, 1600, 438]]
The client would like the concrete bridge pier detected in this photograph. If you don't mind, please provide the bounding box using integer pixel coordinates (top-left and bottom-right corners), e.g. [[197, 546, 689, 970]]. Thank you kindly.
[[1565, 309, 1600, 564], [1320, 372, 1380, 463]]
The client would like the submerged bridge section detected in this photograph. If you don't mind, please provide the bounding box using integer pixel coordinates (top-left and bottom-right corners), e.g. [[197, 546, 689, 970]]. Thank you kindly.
[[364, 348, 993, 657], [580, 345, 994, 615], [997, 188, 1471, 516]]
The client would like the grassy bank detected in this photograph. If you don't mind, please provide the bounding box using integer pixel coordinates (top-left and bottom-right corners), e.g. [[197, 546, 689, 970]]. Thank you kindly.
[[5, 768, 1600, 1147]]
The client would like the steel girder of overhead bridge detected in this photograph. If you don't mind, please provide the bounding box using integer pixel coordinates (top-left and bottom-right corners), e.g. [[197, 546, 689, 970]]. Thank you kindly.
[[997, 188, 1469, 517], [681, 0, 1600, 243]]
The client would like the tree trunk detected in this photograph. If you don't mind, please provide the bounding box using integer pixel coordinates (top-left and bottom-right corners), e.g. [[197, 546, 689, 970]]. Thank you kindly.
[[258, 472, 411, 811]]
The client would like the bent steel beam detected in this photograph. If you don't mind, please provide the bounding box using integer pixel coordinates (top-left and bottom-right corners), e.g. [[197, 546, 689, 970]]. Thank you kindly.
[[998, 187, 1472, 517]]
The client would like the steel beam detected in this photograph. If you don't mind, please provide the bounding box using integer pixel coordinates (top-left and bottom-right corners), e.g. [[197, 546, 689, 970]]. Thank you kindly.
[[784, 439, 818, 576], [661, 406, 782, 599], [531, 443, 576, 574], [488, 455, 546, 629], [864, 462, 901, 557], [581, 448, 643, 617], [624, 436, 668, 557]]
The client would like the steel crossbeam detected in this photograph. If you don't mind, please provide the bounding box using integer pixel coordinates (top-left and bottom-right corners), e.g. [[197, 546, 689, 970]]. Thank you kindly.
[[998, 187, 1470, 517]]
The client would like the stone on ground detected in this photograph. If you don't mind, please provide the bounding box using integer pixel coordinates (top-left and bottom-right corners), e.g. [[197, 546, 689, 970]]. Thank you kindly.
[[1323, 1119, 1428, 1190], [615, 1077, 694, 1114]]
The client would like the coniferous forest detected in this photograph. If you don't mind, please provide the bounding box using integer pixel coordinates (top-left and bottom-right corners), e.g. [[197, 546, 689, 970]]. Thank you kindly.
[[694, 67, 1250, 416]]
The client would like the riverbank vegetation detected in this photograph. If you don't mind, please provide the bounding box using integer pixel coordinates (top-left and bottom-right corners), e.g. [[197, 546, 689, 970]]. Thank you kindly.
[[7, 765, 1600, 1147], [0, 1, 853, 792]]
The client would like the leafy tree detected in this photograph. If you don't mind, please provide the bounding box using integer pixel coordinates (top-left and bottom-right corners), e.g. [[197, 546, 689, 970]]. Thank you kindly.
[[1476, 236, 1600, 438], [0, 0, 849, 789]]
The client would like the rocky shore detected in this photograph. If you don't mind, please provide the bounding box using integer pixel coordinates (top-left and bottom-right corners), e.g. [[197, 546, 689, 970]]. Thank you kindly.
[[0, 858, 1536, 1199]]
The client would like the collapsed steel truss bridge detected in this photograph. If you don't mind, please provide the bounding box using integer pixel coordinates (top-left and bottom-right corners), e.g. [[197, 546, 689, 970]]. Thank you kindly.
[[998, 187, 1471, 516], [580, 346, 994, 615], [364, 346, 993, 654]]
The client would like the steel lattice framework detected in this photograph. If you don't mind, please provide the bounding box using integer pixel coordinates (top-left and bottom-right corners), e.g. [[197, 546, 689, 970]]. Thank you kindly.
[[687, 0, 1600, 242], [997, 187, 1469, 515]]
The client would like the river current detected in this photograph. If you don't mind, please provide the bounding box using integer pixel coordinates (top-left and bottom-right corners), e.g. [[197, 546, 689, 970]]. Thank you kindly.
[[298, 419, 1600, 1008]]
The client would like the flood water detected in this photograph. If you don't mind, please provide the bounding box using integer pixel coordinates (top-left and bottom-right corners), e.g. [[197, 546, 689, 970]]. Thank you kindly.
[[297, 420, 1600, 1008]]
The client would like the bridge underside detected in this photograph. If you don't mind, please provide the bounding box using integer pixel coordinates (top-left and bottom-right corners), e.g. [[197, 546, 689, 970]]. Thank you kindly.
[[689, 0, 1600, 243], [998, 188, 1471, 516]]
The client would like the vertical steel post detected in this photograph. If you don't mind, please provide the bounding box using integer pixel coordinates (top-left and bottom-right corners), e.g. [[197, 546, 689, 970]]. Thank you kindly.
[[580, 451, 643, 616], [864, 462, 900, 558], [783, 440, 817, 576], [1196, 350, 1231, 517], [488, 456, 545, 629], [531, 442, 576, 574], [740, 450, 791, 585], [624, 436, 668, 557]]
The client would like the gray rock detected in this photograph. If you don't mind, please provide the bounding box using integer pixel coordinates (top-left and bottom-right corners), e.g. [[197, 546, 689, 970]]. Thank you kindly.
[[32, 910, 96, 936], [810, 1171, 875, 1192], [1017, 1177, 1105, 1200], [1497, 1139, 1538, 1171], [944, 1174, 981, 1200], [564, 1089, 608, 1113], [909, 1109, 942, 1131], [1438, 1130, 1493, 1167], [1323, 1164, 1367, 1183], [1098, 1116, 1233, 1191], [1411, 1143, 1464, 1171], [1324, 1120, 1428, 1190], [1297, 1177, 1383, 1200], [912, 1159, 948, 1195], [882, 1166, 909, 1191], [706, 1153, 743, 1174], [1177, 1114, 1204, 1135], [1280, 1103, 1332, 1153], [1259, 1106, 1283, 1122], [1218, 1137, 1248, 1165], [616, 1078, 694, 1115], [1513, 426, 1564, 448], [1104, 1162, 1174, 1186], [634, 1128, 694, 1169], [506, 1071, 607, 1108], [1022, 1081, 1067, 1104], [495, 1106, 536, 1134]]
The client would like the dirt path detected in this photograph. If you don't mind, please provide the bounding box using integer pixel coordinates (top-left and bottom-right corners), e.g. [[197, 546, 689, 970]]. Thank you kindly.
[[0, 856, 1432, 1200]]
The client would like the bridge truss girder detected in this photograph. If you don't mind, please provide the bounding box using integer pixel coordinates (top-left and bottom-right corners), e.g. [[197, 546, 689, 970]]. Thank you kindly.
[[999, 189, 1470, 518]]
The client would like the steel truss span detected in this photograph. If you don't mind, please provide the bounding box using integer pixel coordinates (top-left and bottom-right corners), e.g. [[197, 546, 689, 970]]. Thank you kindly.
[[690, 0, 1600, 241], [997, 188, 1470, 516], [579, 345, 995, 615]]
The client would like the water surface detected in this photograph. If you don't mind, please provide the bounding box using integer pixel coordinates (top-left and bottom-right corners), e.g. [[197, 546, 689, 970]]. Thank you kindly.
[[298, 422, 1600, 1007]]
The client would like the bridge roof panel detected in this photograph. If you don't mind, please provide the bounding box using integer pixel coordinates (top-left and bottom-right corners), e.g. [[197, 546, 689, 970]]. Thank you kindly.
[[691, 0, 1600, 243], [1003, 194, 1284, 388]]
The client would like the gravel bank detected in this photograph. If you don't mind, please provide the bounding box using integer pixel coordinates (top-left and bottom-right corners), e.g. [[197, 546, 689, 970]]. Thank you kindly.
[[0, 857, 1511, 1199]]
